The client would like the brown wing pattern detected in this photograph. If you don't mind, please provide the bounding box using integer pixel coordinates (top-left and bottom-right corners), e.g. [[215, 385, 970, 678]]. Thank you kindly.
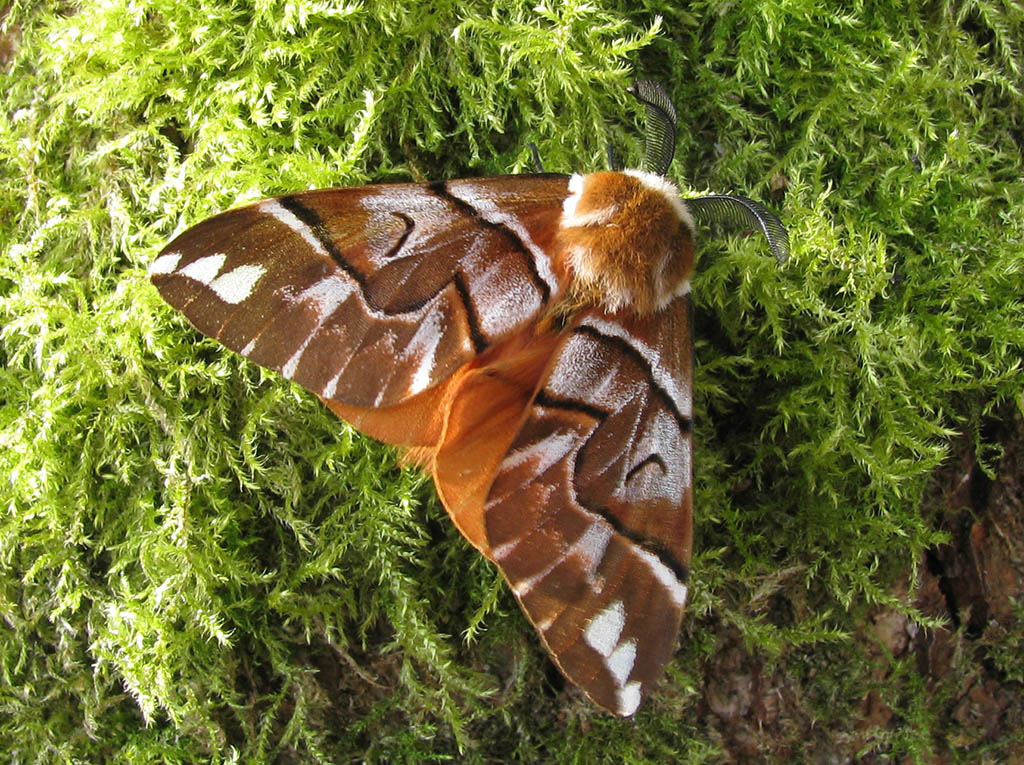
[[151, 169, 702, 716], [481, 296, 694, 716], [150, 175, 570, 409]]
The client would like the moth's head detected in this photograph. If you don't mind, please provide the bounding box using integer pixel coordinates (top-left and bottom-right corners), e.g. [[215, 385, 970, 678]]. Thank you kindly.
[[557, 170, 695, 315]]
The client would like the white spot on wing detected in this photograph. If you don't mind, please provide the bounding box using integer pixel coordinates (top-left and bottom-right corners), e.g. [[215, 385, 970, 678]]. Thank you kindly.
[[279, 275, 357, 382], [149, 252, 181, 275], [574, 522, 612, 573], [209, 264, 266, 304], [179, 254, 226, 285], [499, 430, 577, 479], [583, 597, 655, 714], [324, 368, 344, 400], [617, 681, 643, 716], [607, 639, 637, 685], [636, 547, 688, 607], [404, 303, 445, 395], [281, 346, 303, 379], [260, 200, 328, 257], [584, 600, 626, 658], [491, 538, 520, 561], [301, 274, 356, 316]]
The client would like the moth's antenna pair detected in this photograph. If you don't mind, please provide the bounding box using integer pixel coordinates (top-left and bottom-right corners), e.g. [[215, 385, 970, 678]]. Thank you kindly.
[[629, 79, 790, 264], [528, 80, 788, 264]]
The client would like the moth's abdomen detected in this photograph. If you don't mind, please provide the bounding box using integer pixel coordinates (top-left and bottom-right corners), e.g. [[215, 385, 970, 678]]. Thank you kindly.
[[557, 170, 695, 315]]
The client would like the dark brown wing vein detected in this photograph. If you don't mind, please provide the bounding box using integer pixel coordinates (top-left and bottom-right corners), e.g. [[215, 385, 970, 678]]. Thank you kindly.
[[279, 195, 366, 280]]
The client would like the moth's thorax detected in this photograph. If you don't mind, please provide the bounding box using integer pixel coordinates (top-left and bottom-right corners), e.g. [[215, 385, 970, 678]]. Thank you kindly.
[[556, 170, 695, 315]]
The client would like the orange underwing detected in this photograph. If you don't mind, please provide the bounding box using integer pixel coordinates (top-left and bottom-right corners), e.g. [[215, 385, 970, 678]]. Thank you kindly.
[[149, 81, 788, 716]]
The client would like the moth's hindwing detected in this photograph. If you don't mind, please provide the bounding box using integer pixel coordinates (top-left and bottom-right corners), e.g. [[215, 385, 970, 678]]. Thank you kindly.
[[437, 296, 695, 716]]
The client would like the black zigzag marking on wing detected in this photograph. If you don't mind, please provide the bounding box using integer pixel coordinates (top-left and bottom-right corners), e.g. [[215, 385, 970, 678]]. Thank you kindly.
[[531, 389, 690, 585], [278, 194, 486, 349], [427, 180, 552, 303]]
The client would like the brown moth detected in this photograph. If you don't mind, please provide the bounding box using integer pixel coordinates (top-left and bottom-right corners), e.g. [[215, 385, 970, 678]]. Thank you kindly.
[[150, 81, 788, 716]]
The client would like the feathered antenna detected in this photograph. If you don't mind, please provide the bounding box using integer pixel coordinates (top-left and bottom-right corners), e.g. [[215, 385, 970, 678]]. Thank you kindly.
[[628, 80, 677, 177], [686, 195, 790, 263]]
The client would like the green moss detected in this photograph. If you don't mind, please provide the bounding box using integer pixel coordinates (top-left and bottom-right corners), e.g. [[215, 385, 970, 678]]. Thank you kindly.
[[1, 0, 1022, 760]]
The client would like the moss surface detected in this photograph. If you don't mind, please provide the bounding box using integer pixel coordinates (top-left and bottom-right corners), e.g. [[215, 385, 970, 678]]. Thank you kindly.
[[1, 0, 1022, 760]]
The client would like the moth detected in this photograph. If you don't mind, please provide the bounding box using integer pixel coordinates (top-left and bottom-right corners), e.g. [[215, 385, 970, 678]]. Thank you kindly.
[[150, 81, 788, 716]]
